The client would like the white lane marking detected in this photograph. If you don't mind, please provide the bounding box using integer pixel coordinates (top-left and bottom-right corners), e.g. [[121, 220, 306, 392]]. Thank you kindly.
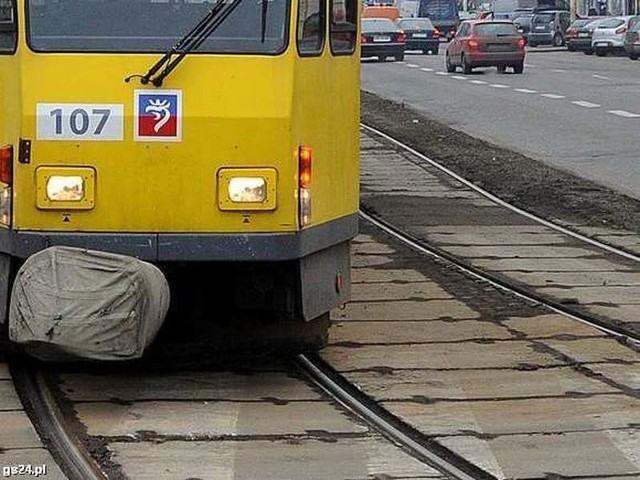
[[489, 84, 510, 89], [451, 75, 467, 80], [420, 67, 434, 72], [514, 88, 538, 93], [524, 64, 535, 68], [540, 93, 565, 99], [470, 80, 488, 84], [406, 64, 420, 68], [572, 100, 600, 108], [552, 69, 567, 73], [608, 110, 640, 118], [435, 71, 449, 76], [593, 74, 610, 80]]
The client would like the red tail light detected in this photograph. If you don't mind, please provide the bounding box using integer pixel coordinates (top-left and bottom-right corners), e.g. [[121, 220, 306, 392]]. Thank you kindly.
[[467, 38, 479, 48], [433, 27, 441, 38], [0, 145, 12, 185], [397, 31, 407, 43], [615, 27, 627, 34], [298, 146, 312, 189], [517, 37, 526, 48], [361, 33, 368, 44]]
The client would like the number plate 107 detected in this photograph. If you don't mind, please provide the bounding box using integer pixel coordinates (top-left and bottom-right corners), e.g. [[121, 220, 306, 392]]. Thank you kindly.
[[37, 104, 124, 141]]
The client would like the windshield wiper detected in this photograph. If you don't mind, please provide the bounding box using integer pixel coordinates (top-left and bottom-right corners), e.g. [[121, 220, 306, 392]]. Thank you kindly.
[[125, 0, 243, 87]]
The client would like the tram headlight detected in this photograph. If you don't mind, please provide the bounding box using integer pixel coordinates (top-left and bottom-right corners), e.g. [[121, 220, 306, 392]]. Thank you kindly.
[[46, 176, 85, 201], [228, 177, 267, 203], [36, 167, 95, 210]]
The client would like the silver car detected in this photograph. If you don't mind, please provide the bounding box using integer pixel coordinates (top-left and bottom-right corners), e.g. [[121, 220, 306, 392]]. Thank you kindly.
[[591, 16, 635, 56]]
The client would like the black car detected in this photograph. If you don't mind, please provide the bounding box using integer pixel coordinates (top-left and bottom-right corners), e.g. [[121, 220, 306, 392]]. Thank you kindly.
[[513, 12, 534, 35], [361, 18, 407, 61], [395, 17, 440, 54], [527, 10, 571, 47], [567, 17, 606, 54]]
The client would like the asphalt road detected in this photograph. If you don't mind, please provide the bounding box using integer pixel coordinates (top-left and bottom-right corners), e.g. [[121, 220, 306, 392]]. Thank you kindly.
[[361, 46, 640, 200]]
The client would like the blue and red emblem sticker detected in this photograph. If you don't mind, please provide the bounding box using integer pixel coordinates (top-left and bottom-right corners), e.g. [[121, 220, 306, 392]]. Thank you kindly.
[[134, 90, 182, 142]]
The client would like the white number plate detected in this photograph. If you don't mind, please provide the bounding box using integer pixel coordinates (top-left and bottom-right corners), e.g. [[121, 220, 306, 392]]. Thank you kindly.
[[373, 35, 391, 42], [413, 33, 428, 38], [37, 103, 124, 141]]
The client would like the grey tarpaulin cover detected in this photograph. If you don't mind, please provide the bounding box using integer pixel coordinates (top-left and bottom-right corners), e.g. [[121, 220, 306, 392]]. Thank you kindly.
[[9, 246, 170, 361]]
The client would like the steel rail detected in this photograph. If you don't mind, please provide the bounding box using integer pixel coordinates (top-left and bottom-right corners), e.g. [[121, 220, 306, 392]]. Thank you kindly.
[[295, 353, 496, 480], [9, 360, 107, 480], [361, 123, 640, 264]]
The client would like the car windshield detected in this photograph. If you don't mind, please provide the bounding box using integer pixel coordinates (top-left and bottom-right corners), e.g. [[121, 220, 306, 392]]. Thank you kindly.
[[398, 19, 434, 29], [630, 17, 640, 31], [362, 18, 397, 32], [474, 22, 518, 35], [27, 0, 289, 53], [597, 18, 625, 28], [533, 13, 555, 23]]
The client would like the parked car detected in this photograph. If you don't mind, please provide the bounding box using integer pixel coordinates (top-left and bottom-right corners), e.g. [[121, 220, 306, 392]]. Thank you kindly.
[[361, 18, 407, 61], [623, 15, 640, 59], [445, 20, 526, 74], [571, 17, 608, 54], [592, 16, 635, 56], [527, 10, 571, 47], [513, 12, 534, 35], [395, 17, 440, 54], [565, 18, 601, 51]]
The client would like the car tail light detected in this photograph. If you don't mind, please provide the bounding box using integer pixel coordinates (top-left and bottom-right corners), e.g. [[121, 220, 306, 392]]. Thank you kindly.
[[467, 38, 479, 48], [517, 37, 526, 48], [433, 28, 441, 38], [361, 34, 368, 44], [397, 31, 407, 43], [615, 27, 627, 34], [298, 145, 312, 227], [0, 145, 12, 185]]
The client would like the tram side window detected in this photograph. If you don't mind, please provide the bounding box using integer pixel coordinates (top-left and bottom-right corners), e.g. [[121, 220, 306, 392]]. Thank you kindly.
[[329, 0, 357, 54], [0, 0, 16, 53], [297, 0, 325, 55]]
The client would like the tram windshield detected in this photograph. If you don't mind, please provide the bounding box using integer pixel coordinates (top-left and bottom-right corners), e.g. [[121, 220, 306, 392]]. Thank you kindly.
[[27, 0, 289, 53]]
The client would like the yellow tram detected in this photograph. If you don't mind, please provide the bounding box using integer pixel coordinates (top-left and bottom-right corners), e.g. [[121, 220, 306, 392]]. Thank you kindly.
[[0, 0, 360, 354]]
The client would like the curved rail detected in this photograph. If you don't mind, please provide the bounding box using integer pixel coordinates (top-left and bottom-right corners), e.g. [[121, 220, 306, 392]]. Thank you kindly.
[[9, 359, 107, 480]]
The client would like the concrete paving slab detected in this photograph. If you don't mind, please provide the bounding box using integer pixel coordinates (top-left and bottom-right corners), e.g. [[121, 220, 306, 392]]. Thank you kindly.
[[0, 364, 8, 379], [542, 338, 640, 364], [76, 401, 368, 437], [418, 225, 559, 235], [0, 411, 42, 449], [59, 372, 322, 402], [0, 381, 22, 411], [322, 341, 565, 371], [438, 429, 640, 479], [503, 314, 607, 338], [108, 437, 443, 480], [352, 234, 376, 243], [351, 282, 453, 301], [343, 366, 616, 400], [585, 304, 640, 324], [506, 271, 640, 287], [328, 320, 513, 345], [351, 255, 392, 267], [539, 285, 640, 304], [0, 448, 67, 480], [416, 231, 569, 246], [471, 257, 634, 272], [587, 363, 640, 389], [351, 242, 397, 255], [332, 300, 480, 321], [443, 245, 601, 258], [384, 394, 640, 436], [351, 268, 431, 284]]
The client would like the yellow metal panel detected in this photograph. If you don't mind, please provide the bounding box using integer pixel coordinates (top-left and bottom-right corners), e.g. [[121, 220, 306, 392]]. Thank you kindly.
[[218, 168, 277, 211]]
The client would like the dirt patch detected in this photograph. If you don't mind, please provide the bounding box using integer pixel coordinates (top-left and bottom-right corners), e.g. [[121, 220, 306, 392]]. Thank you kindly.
[[361, 91, 640, 232]]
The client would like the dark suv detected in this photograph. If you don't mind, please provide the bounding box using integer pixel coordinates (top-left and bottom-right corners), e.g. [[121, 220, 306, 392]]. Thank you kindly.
[[527, 10, 571, 47], [624, 15, 640, 60]]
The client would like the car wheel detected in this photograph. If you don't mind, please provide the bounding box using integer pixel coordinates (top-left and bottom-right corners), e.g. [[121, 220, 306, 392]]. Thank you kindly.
[[584, 49, 593, 55], [567, 44, 575, 51], [461, 54, 472, 74], [629, 53, 638, 60], [445, 54, 456, 72], [395, 53, 405, 61], [496, 64, 507, 74], [513, 62, 524, 74], [378, 55, 386, 62], [595, 48, 607, 57], [552, 33, 564, 47]]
